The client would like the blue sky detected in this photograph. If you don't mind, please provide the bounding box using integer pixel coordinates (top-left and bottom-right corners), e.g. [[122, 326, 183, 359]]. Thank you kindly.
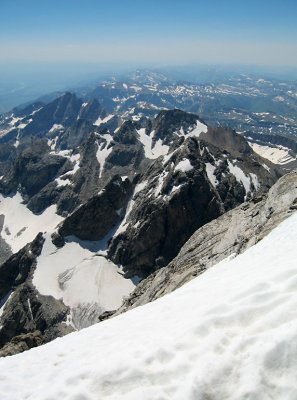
[[0, 0, 297, 66]]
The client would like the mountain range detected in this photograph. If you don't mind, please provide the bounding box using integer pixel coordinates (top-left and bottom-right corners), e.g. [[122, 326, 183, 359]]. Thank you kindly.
[[0, 71, 295, 361]]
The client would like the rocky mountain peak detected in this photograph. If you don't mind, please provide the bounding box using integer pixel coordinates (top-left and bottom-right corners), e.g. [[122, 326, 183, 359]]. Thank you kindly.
[[199, 126, 252, 157], [77, 98, 103, 123], [153, 109, 206, 144], [113, 120, 138, 145]]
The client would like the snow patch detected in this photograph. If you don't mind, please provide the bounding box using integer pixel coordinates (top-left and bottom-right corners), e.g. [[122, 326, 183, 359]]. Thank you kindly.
[[153, 139, 170, 158], [30, 107, 43, 115], [114, 181, 147, 235], [68, 153, 80, 175], [0, 291, 13, 319], [185, 119, 208, 138], [262, 163, 271, 172], [8, 116, 22, 126], [49, 124, 64, 133], [13, 129, 21, 148], [0, 193, 63, 253], [33, 235, 136, 322], [170, 183, 184, 196], [17, 118, 32, 130], [249, 142, 295, 165], [94, 114, 113, 127], [47, 136, 58, 150], [96, 134, 113, 178], [55, 177, 72, 187], [228, 160, 251, 195], [175, 158, 193, 173], [162, 150, 176, 165], [154, 170, 169, 196], [205, 163, 218, 186], [131, 85, 142, 92], [137, 128, 170, 159], [250, 173, 260, 190]]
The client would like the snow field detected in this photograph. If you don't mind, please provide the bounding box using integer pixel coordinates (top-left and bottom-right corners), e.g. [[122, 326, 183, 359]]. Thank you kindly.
[[1, 211, 297, 399], [249, 142, 296, 165], [0, 193, 63, 253], [33, 234, 136, 313], [186, 119, 208, 137]]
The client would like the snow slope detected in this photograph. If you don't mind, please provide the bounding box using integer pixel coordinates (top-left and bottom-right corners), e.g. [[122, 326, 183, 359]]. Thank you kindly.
[[33, 234, 136, 328], [96, 134, 113, 178], [249, 142, 296, 165], [1, 212, 297, 400], [137, 119, 207, 160], [0, 193, 63, 253], [94, 114, 113, 127], [137, 128, 169, 159]]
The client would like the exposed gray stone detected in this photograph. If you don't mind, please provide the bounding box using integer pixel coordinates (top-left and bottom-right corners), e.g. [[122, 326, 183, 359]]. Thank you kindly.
[[0, 331, 43, 358], [59, 175, 133, 240], [116, 170, 297, 313]]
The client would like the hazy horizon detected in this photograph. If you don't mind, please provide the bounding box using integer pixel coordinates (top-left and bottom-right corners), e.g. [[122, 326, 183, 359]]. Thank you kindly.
[[1, 0, 296, 112], [0, 61, 296, 113]]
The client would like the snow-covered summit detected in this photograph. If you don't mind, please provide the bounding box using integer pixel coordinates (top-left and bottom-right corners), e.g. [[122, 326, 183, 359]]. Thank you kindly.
[[1, 209, 297, 399]]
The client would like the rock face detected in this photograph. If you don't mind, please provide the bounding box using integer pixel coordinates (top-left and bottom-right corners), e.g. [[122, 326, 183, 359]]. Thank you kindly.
[[0, 214, 11, 265], [1, 141, 69, 198], [108, 159, 224, 277], [20, 92, 83, 138], [106, 112, 279, 278], [0, 233, 45, 299], [59, 175, 133, 240], [115, 170, 297, 313], [0, 331, 43, 357]]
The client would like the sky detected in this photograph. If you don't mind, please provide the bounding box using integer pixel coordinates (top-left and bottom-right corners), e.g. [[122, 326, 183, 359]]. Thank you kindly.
[[0, 0, 296, 112], [0, 0, 297, 67]]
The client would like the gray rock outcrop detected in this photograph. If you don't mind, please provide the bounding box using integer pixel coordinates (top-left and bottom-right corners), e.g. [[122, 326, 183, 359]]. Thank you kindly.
[[58, 175, 133, 240], [0, 331, 43, 357], [116, 170, 297, 312]]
